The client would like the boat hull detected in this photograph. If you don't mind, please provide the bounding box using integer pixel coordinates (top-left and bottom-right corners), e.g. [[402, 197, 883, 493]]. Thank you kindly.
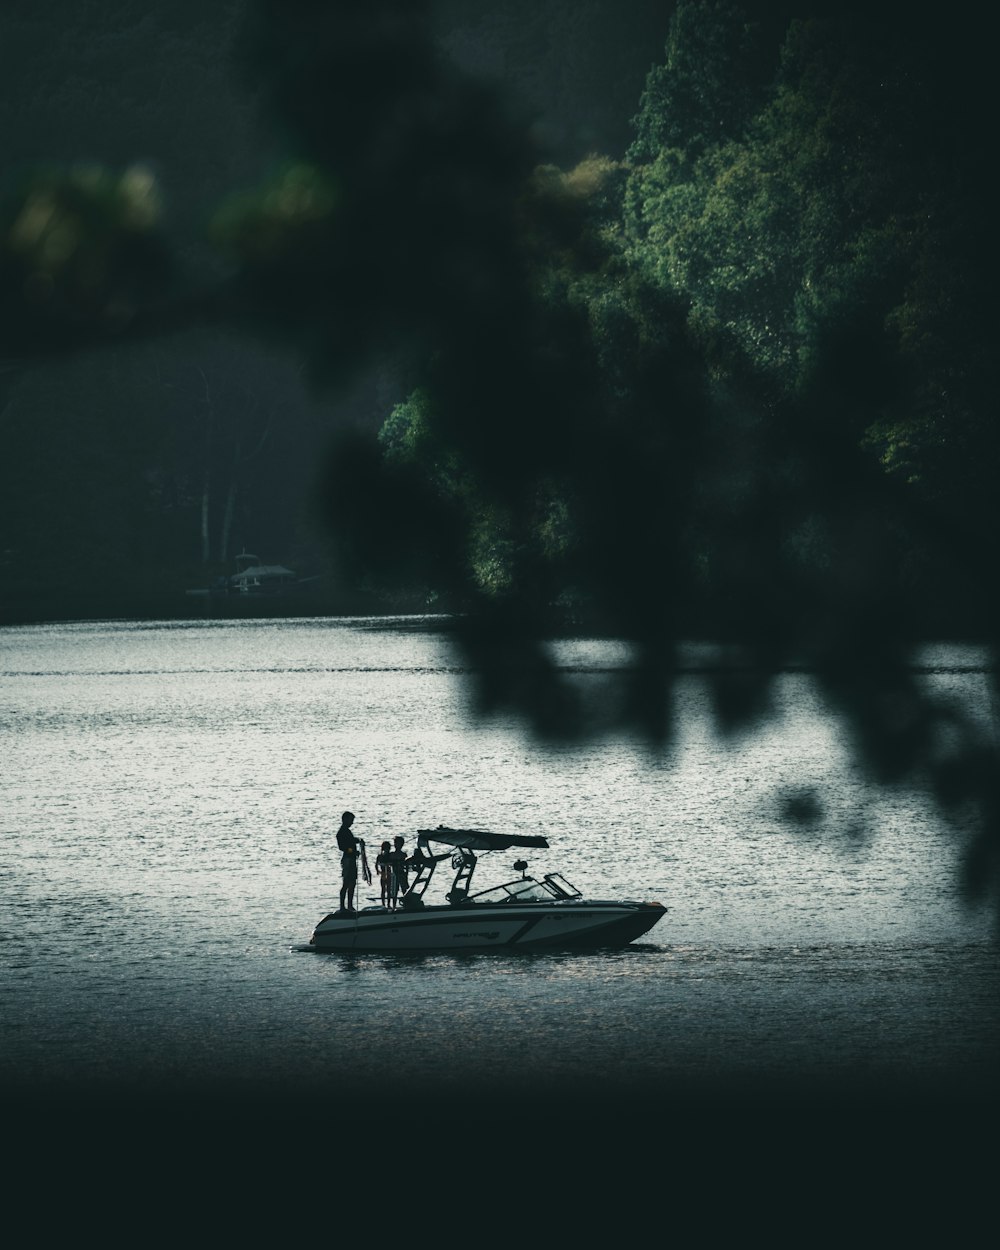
[[305, 900, 666, 953]]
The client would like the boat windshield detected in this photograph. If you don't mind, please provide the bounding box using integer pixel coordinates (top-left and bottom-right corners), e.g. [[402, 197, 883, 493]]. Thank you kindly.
[[469, 876, 566, 903], [541, 872, 582, 900]]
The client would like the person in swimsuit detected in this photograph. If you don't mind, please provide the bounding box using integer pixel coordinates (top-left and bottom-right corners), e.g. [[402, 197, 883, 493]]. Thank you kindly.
[[388, 835, 409, 910], [336, 810, 362, 914], [375, 839, 392, 908]]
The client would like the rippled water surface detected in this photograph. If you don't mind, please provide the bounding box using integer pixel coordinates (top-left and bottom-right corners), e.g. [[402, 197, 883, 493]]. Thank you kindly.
[[2, 617, 997, 1111]]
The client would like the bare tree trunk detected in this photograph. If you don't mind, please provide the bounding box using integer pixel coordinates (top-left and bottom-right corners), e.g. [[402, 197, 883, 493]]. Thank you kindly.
[[201, 477, 211, 564], [199, 367, 213, 564], [220, 478, 238, 562]]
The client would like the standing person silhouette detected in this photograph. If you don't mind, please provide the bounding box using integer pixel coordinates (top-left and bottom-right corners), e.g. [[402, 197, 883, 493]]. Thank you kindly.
[[375, 840, 392, 908], [388, 834, 409, 910], [336, 811, 363, 915]]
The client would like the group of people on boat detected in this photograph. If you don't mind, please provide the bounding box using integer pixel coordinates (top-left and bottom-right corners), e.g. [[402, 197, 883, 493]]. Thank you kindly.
[[335, 811, 423, 916]]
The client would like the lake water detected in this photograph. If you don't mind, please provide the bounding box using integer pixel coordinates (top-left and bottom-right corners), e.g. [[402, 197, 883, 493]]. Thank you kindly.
[[2, 617, 998, 1165]]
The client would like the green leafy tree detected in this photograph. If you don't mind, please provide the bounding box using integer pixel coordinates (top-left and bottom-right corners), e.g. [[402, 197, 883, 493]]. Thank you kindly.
[[623, 8, 1000, 620], [628, 0, 772, 163]]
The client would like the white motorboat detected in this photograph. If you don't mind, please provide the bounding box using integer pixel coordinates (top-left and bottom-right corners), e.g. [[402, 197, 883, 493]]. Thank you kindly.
[[296, 825, 667, 953]]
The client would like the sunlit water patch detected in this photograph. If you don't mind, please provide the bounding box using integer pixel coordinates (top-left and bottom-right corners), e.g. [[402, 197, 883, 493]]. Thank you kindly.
[[1, 617, 997, 1102]]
